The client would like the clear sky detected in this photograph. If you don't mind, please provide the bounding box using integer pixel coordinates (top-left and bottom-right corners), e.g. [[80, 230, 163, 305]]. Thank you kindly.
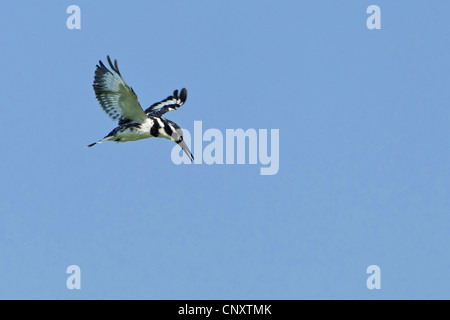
[[0, 1, 449, 299]]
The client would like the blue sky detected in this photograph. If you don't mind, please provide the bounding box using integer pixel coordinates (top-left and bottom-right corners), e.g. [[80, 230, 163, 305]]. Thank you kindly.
[[0, 1, 449, 299]]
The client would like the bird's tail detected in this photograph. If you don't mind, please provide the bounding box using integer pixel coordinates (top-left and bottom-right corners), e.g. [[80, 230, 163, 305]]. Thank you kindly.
[[86, 138, 106, 148]]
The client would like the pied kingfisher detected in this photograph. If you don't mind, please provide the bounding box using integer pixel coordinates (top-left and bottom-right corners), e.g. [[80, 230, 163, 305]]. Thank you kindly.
[[87, 56, 193, 161]]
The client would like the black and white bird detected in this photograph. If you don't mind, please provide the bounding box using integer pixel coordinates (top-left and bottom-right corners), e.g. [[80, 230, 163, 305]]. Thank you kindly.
[[87, 56, 193, 161]]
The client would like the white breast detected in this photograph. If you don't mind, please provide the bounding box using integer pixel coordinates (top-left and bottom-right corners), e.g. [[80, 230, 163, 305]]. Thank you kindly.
[[113, 118, 154, 142]]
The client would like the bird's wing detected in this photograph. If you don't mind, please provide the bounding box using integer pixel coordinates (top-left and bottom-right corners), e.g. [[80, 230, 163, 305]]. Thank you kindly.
[[145, 88, 187, 117], [93, 56, 148, 125]]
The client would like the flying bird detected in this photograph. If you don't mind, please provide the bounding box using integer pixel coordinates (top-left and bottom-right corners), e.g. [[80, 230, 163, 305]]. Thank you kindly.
[[87, 56, 193, 161]]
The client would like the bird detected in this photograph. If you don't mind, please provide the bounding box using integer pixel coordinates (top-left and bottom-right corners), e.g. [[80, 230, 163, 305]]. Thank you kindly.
[[87, 56, 193, 161]]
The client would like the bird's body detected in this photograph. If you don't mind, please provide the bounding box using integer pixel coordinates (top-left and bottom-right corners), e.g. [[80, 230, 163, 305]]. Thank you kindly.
[[88, 120, 152, 146], [88, 56, 193, 161]]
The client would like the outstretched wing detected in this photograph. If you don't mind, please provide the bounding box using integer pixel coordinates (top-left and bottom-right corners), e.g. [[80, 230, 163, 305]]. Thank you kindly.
[[145, 88, 187, 117], [93, 56, 148, 125]]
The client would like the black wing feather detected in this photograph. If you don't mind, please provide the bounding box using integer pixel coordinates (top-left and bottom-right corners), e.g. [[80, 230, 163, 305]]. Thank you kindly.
[[145, 88, 188, 117]]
